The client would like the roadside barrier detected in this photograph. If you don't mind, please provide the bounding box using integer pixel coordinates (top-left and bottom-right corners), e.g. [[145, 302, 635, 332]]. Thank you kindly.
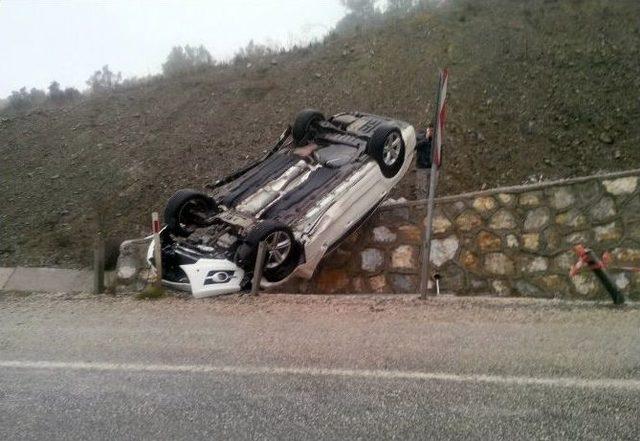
[[250, 242, 268, 296], [93, 235, 105, 294], [152, 212, 163, 287]]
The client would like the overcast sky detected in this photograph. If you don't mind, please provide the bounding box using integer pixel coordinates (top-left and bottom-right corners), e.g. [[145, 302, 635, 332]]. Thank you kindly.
[[0, 0, 346, 97]]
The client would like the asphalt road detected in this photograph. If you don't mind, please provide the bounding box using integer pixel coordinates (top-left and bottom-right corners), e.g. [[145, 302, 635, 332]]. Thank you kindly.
[[1, 293, 639, 440]]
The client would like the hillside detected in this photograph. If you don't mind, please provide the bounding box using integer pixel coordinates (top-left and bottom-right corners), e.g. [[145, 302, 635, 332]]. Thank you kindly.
[[1, 0, 639, 268]]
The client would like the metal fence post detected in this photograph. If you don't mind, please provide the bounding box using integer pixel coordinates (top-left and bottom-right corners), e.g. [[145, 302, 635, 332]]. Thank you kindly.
[[250, 241, 268, 296], [152, 212, 163, 288], [93, 234, 105, 294], [420, 69, 449, 299], [419, 166, 440, 298]]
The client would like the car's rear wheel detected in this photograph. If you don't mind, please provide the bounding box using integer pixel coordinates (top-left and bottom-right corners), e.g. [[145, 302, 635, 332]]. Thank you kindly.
[[366, 125, 405, 178], [292, 109, 325, 146], [164, 189, 217, 237], [236, 221, 301, 282]]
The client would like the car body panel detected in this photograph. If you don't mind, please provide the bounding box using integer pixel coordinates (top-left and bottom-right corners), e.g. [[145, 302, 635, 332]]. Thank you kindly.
[[181, 259, 245, 298], [150, 112, 416, 298], [146, 243, 244, 297], [294, 124, 415, 277]]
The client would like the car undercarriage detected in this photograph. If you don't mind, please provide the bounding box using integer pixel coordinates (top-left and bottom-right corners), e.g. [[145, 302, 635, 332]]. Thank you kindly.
[[150, 110, 416, 297]]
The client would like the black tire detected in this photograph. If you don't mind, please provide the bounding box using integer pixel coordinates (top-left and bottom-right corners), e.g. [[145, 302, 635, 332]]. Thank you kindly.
[[164, 189, 217, 237], [292, 109, 325, 146], [366, 124, 406, 178], [236, 221, 301, 282]]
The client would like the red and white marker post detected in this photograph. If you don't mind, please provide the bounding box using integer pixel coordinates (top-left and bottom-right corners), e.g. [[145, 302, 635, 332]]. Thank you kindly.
[[570, 244, 625, 305], [152, 212, 163, 287]]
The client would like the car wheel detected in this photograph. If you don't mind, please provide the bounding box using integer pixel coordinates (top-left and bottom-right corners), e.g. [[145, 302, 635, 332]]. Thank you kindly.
[[292, 109, 325, 146], [366, 124, 405, 178], [237, 221, 301, 282], [164, 189, 217, 237]]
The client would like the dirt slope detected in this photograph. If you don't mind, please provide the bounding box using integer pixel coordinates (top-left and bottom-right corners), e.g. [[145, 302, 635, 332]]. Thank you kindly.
[[1, 0, 639, 267]]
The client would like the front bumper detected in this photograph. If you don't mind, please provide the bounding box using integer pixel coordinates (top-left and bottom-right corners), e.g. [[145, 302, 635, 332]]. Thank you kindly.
[[147, 242, 245, 298]]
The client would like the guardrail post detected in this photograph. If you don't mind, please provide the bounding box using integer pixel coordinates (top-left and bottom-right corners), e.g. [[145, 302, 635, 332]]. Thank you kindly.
[[250, 241, 267, 296], [93, 234, 105, 294], [152, 212, 163, 288]]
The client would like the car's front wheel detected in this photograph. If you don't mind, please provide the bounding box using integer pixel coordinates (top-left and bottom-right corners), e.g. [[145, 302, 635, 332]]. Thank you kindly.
[[236, 221, 301, 282], [164, 189, 218, 237], [366, 125, 406, 178], [292, 109, 325, 146]]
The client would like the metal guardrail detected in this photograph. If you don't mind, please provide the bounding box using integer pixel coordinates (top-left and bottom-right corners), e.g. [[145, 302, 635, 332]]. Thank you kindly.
[[381, 168, 640, 210]]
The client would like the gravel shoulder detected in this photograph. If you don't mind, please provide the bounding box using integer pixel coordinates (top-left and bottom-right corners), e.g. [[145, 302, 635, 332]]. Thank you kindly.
[[2, 293, 639, 440], [1, 292, 639, 379]]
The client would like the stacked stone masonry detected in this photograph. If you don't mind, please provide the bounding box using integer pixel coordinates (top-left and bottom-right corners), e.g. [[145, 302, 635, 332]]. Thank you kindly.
[[286, 170, 640, 300]]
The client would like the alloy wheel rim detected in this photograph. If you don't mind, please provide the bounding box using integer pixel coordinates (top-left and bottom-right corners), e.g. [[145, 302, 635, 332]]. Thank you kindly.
[[382, 133, 402, 166], [264, 231, 292, 268]]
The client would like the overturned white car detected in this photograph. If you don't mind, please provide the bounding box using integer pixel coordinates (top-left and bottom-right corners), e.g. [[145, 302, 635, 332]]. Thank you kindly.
[[148, 110, 416, 297]]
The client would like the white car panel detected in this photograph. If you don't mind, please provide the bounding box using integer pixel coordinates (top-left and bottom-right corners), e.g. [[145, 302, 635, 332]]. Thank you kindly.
[[151, 114, 417, 297], [294, 125, 416, 278], [181, 259, 245, 298], [147, 242, 245, 298]]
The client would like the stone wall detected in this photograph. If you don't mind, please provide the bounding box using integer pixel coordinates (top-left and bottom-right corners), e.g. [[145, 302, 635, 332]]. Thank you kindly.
[[288, 170, 640, 300]]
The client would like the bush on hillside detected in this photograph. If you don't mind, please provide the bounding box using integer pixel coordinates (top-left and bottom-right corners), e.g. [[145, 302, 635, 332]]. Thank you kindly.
[[162, 45, 213, 76], [120, 75, 156, 90], [335, 0, 439, 33], [232, 39, 282, 65], [1, 81, 82, 114], [86, 65, 122, 94], [4, 87, 46, 112], [48, 81, 81, 105], [62, 87, 82, 102]]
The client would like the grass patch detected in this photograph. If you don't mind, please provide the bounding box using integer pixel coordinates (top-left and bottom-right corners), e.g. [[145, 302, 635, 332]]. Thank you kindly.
[[135, 285, 166, 300]]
